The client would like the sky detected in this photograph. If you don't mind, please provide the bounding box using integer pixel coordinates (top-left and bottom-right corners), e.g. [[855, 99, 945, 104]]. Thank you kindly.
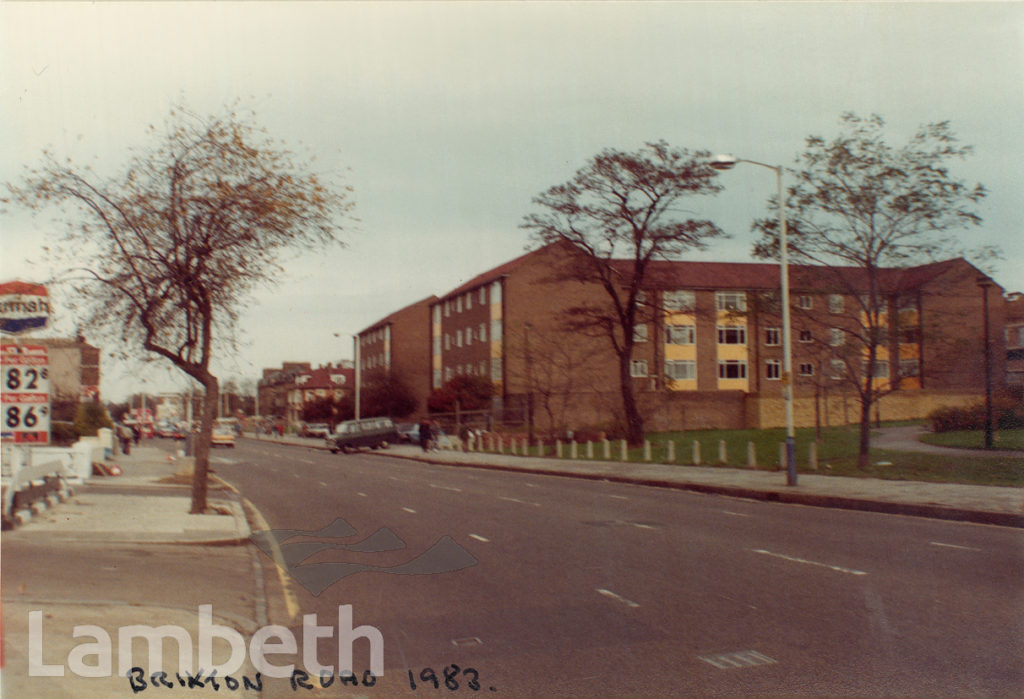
[[2, 1, 1022, 402]]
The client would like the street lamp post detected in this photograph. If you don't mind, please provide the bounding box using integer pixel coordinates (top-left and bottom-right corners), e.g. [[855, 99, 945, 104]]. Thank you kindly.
[[711, 154, 797, 486], [977, 276, 994, 449]]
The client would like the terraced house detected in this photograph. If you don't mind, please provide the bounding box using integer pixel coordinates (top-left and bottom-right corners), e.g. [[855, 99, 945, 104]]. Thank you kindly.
[[359, 244, 1006, 432]]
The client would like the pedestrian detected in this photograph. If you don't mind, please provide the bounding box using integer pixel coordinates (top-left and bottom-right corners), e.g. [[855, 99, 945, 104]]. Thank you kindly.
[[419, 419, 432, 453], [131, 424, 140, 445], [117, 423, 133, 455]]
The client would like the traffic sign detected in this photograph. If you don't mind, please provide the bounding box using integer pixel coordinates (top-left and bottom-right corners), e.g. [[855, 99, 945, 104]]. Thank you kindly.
[[1, 344, 50, 444]]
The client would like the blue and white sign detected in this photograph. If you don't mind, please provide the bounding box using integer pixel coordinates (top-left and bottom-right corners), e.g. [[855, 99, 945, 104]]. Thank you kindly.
[[0, 281, 51, 335]]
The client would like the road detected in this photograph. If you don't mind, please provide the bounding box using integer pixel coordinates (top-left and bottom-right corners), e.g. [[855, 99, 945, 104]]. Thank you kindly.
[[207, 437, 1024, 697]]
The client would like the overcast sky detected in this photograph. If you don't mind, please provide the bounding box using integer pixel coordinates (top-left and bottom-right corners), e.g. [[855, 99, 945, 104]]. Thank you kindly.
[[2, 2, 1022, 402]]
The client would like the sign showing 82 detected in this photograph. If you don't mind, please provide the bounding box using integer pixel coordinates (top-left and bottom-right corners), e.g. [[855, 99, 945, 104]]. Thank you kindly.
[[1, 344, 51, 443]]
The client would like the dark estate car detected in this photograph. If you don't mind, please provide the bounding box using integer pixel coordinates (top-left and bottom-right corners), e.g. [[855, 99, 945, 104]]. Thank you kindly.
[[326, 417, 399, 454]]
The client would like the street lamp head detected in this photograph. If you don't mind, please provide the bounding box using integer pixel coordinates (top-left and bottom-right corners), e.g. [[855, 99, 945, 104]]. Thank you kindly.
[[710, 154, 739, 171]]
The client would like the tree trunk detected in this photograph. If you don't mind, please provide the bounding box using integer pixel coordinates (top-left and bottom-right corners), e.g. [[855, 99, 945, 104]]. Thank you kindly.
[[857, 395, 872, 470], [619, 352, 644, 446], [190, 375, 219, 514]]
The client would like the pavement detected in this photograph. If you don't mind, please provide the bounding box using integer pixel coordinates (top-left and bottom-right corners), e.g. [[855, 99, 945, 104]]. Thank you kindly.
[[1, 428, 1021, 696]]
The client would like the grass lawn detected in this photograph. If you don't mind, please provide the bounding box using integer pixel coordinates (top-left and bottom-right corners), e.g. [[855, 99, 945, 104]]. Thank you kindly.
[[918, 429, 1024, 452], [500, 423, 1024, 487]]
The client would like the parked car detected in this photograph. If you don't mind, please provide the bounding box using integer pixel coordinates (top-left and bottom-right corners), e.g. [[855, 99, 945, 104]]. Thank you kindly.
[[301, 422, 330, 439], [211, 424, 236, 448], [397, 422, 419, 442], [326, 417, 399, 454]]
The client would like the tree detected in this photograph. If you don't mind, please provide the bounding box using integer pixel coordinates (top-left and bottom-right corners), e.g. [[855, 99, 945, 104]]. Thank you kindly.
[[300, 395, 351, 429], [361, 369, 417, 419], [7, 105, 352, 511], [521, 141, 724, 445], [427, 375, 494, 414], [751, 113, 986, 468]]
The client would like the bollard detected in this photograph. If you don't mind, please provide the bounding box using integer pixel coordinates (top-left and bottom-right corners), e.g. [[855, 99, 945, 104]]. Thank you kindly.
[[666, 440, 675, 463], [603, 439, 611, 460], [718, 439, 727, 465], [644, 440, 652, 462], [693, 440, 701, 465], [586, 441, 593, 459], [556, 440, 563, 458], [620, 439, 628, 462], [570, 440, 578, 459], [747, 441, 757, 469], [487, 435, 493, 452], [810, 441, 818, 471]]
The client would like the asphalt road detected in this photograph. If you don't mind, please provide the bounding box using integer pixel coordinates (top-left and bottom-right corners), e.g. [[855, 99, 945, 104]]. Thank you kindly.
[[210, 437, 1024, 697]]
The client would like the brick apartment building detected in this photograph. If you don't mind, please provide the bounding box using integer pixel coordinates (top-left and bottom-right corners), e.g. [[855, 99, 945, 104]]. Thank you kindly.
[[257, 361, 354, 424], [359, 243, 1006, 431], [35, 335, 102, 402], [1006, 292, 1024, 389]]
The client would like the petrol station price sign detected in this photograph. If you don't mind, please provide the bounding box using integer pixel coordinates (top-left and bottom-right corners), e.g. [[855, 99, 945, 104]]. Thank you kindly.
[[1, 343, 50, 444]]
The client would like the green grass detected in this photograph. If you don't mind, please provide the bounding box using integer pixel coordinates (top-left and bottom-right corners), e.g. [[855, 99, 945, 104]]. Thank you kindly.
[[484, 424, 1024, 487], [918, 429, 1024, 452]]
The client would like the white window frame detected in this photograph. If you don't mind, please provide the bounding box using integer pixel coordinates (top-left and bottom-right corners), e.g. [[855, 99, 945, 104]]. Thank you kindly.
[[664, 290, 696, 312], [828, 294, 844, 313], [766, 359, 781, 380], [798, 329, 813, 343], [797, 295, 813, 310], [717, 325, 747, 345], [633, 324, 648, 343], [765, 327, 780, 346], [665, 324, 696, 345], [715, 291, 747, 312], [630, 359, 649, 378], [829, 328, 845, 347], [798, 363, 815, 377], [665, 359, 696, 380], [718, 359, 748, 380]]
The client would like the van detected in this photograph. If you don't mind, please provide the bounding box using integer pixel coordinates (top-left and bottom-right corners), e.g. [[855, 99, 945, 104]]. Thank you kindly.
[[326, 417, 399, 454]]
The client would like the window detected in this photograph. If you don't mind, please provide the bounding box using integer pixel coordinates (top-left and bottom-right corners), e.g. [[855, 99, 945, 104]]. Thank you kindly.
[[864, 360, 890, 378], [899, 359, 920, 377], [797, 295, 813, 310], [716, 291, 747, 312], [898, 326, 921, 345], [633, 324, 648, 343], [830, 359, 846, 380], [433, 335, 441, 355], [433, 306, 441, 324], [799, 329, 813, 343], [718, 360, 748, 379], [445, 367, 452, 381], [829, 328, 845, 347], [444, 301, 450, 317], [766, 359, 781, 380], [491, 318, 502, 342], [444, 334, 450, 351], [664, 290, 696, 311], [490, 281, 502, 304], [765, 327, 780, 346], [466, 294, 472, 310], [465, 328, 473, 345], [491, 358, 502, 382], [479, 361, 487, 375], [665, 324, 696, 345], [799, 363, 814, 377], [717, 326, 747, 345], [480, 287, 487, 305], [828, 294, 844, 313], [479, 323, 487, 342], [631, 359, 648, 377], [665, 359, 696, 380], [456, 330, 463, 347]]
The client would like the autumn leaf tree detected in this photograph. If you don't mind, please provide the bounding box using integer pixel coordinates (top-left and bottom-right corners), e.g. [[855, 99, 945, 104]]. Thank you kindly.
[[521, 141, 724, 445], [751, 113, 986, 468], [7, 105, 353, 512]]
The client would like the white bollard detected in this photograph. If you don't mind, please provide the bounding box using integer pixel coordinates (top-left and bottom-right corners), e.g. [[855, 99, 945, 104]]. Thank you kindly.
[[693, 440, 701, 465], [666, 440, 675, 463], [747, 441, 757, 469]]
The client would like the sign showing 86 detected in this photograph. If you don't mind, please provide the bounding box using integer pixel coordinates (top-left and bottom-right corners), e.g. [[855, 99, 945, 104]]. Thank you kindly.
[[1, 344, 51, 444]]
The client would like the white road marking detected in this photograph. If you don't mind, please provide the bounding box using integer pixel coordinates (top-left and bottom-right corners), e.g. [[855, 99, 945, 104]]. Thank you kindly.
[[596, 588, 640, 608], [297, 458, 315, 465], [388, 476, 400, 481], [402, 507, 417, 514], [498, 496, 540, 507], [722, 510, 752, 518], [930, 541, 982, 552], [751, 548, 868, 576], [469, 534, 490, 543], [523, 483, 539, 488], [430, 484, 463, 493], [318, 481, 328, 487], [632, 523, 656, 530], [608, 495, 629, 500], [699, 650, 776, 670], [357, 492, 367, 497]]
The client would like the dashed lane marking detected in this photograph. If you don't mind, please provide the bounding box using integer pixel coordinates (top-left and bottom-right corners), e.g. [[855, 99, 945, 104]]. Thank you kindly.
[[357, 492, 368, 497], [930, 541, 982, 552], [722, 510, 752, 517], [402, 507, 417, 514], [596, 588, 640, 608], [497, 496, 540, 507], [751, 548, 868, 576], [699, 650, 776, 670], [469, 534, 490, 543], [430, 484, 463, 493]]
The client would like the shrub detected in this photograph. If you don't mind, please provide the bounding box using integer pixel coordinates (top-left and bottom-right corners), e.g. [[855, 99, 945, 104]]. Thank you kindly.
[[928, 391, 1024, 432], [73, 401, 113, 437]]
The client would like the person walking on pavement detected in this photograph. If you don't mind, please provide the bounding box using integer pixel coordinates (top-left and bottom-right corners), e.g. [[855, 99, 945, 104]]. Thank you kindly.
[[419, 419, 432, 453], [117, 422, 133, 455]]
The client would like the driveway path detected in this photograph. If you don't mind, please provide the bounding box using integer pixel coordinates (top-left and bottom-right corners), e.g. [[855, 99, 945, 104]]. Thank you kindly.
[[872, 425, 1022, 458]]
